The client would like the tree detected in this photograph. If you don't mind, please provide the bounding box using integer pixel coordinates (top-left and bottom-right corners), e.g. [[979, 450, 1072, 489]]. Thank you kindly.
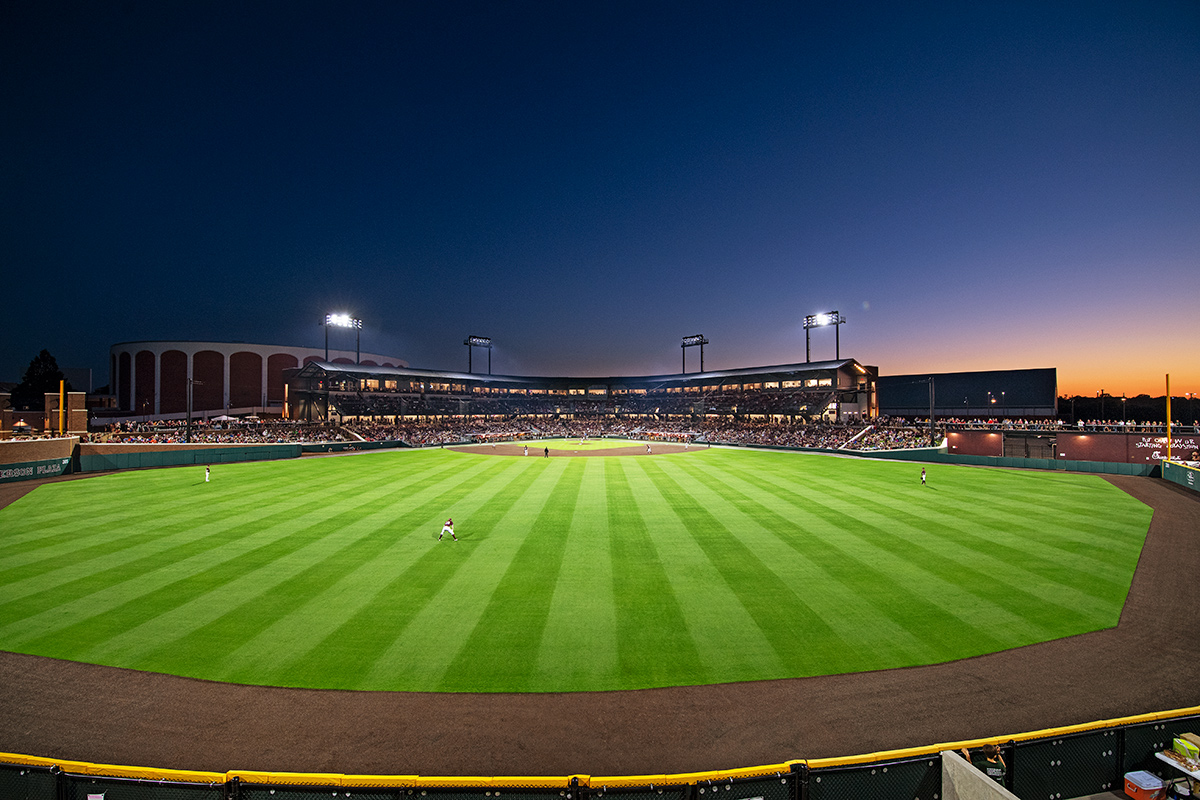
[[11, 349, 72, 410]]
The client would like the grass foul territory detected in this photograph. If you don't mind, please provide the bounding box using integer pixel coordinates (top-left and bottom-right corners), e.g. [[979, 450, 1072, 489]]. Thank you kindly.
[[0, 447, 1151, 693]]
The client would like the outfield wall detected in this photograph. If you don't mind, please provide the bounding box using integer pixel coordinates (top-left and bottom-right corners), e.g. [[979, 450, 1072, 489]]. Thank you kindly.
[[0, 437, 79, 484], [2, 706, 1196, 800], [948, 429, 1200, 465], [850, 447, 1160, 476], [0, 438, 306, 481], [77, 443, 302, 472], [1162, 460, 1200, 494]]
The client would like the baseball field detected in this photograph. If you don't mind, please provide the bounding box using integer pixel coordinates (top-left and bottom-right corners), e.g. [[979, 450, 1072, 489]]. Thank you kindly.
[[0, 442, 1153, 694]]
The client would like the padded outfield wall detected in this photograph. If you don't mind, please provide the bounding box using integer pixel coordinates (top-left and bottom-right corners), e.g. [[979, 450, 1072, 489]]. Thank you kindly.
[[0, 438, 303, 482]]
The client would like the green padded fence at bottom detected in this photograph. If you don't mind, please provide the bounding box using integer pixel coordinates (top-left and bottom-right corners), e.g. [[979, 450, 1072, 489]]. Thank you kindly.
[[80, 445, 300, 472]]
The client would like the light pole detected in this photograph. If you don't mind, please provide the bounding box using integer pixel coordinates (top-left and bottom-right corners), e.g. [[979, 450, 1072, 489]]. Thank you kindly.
[[465, 336, 492, 374], [803, 311, 845, 362], [324, 314, 363, 363], [681, 334, 708, 373], [186, 378, 204, 443]]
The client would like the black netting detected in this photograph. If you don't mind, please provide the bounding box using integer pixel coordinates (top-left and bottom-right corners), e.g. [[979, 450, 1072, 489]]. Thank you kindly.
[[64, 773, 224, 800], [1012, 729, 1122, 799], [0, 763, 57, 800], [403, 788, 573, 800], [1124, 716, 1200, 776], [807, 756, 940, 800], [586, 784, 689, 800], [239, 787, 401, 800], [697, 774, 792, 800]]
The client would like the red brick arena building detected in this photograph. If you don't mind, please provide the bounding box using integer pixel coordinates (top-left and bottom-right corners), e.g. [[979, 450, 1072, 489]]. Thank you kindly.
[[108, 341, 409, 417]]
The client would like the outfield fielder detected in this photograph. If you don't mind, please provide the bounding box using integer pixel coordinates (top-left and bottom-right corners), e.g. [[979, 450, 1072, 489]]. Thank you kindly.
[[439, 517, 457, 541]]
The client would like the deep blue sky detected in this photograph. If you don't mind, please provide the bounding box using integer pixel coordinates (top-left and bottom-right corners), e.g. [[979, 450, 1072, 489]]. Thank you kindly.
[[3, 1, 1197, 395]]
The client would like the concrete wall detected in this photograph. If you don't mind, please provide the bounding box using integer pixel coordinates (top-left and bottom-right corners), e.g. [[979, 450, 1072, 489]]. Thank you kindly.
[[942, 750, 1019, 800], [0, 437, 79, 465]]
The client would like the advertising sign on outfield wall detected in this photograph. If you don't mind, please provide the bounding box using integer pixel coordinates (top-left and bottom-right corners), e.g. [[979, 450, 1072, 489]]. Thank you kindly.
[[0, 457, 72, 483]]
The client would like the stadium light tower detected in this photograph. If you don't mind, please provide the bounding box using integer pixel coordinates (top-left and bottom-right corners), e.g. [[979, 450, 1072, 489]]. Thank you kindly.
[[803, 311, 845, 362], [185, 378, 204, 444], [681, 334, 709, 373], [324, 313, 362, 363], [465, 335, 492, 374]]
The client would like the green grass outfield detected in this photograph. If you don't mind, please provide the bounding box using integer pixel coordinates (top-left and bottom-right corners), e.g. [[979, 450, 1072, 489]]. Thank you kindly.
[[0, 446, 1152, 693]]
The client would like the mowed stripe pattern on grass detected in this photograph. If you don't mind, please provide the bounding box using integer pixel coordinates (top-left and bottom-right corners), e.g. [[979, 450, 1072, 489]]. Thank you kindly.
[[0, 448, 1151, 692]]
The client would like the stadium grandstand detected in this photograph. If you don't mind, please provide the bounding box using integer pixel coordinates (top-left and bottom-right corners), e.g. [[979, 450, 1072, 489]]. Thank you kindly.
[[285, 358, 878, 426]]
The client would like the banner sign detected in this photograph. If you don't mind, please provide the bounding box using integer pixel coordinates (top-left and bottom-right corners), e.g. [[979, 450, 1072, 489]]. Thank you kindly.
[[0, 457, 72, 484], [1056, 432, 1200, 464]]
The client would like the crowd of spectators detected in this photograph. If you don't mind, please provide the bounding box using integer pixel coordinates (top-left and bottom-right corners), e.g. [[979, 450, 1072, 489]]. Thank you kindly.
[[105, 419, 347, 444], [940, 417, 1198, 433], [338, 415, 946, 452]]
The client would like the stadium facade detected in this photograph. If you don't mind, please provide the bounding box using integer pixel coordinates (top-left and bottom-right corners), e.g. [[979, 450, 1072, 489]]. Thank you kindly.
[[286, 359, 879, 422], [108, 341, 409, 417]]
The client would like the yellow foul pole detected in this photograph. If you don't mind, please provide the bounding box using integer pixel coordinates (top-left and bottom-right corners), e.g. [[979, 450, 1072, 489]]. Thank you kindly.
[[1165, 374, 1171, 463], [59, 379, 65, 436]]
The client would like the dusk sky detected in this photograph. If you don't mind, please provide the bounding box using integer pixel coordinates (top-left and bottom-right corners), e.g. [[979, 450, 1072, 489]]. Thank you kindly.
[[3, 1, 1197, 397]]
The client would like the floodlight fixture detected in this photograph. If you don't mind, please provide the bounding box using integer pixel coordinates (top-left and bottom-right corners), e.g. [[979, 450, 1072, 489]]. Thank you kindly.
[[681, 334, 709, 373], [325, 313, 362, 329], [464, 335, 493, 374], [323, 313, 362, 363], [803, 311, 845, 362]]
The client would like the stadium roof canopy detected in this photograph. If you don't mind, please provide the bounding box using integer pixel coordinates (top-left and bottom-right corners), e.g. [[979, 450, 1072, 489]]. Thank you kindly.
[[293, 359, 874, 391]]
